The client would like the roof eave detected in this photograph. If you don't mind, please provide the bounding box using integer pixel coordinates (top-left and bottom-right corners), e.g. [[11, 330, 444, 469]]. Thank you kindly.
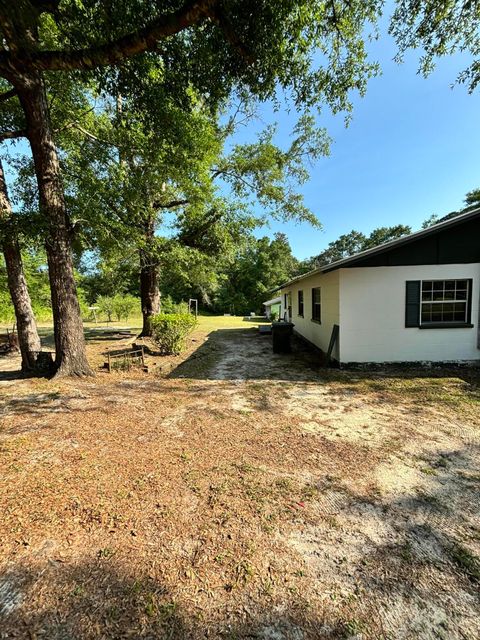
[[279, 207, 480, 288]]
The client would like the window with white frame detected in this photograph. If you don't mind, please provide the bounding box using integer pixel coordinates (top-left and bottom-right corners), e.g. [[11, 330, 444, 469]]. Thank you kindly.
[[420, 279, 471, 325]]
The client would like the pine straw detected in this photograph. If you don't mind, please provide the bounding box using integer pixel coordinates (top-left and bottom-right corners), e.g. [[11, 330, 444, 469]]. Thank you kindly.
[[0, 329, 479, 639]]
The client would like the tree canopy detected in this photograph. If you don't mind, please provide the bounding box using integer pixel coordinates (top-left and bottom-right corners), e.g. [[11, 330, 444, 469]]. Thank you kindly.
[[1, 1, 379, 108], [390, 0, 480, 92]]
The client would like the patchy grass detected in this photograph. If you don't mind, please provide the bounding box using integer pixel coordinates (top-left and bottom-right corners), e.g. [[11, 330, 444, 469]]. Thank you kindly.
[[448, 542, 480, 583], [0, 317, 479, 639]]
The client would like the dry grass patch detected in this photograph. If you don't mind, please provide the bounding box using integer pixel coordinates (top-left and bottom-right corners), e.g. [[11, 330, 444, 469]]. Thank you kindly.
[[0, 320, 479, 638]]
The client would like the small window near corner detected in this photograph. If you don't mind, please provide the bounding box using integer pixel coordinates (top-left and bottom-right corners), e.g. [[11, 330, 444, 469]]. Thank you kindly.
[[420, 279, 472, 327], [311, 287, 321, 323], [298, 290, 304, 317]]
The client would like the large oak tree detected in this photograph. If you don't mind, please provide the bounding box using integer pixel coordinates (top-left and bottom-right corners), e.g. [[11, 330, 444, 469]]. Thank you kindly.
[[63, 90, 326, 335], [0, 0, 378, 375]]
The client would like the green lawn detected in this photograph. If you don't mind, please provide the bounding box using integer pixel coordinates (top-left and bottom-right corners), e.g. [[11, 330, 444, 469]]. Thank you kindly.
[[1, 313, 269, 335], [0, 314, 270, 355]]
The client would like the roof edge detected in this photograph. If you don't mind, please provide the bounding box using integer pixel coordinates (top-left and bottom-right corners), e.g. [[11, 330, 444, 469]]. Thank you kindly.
[[278, 207, 480, 289]]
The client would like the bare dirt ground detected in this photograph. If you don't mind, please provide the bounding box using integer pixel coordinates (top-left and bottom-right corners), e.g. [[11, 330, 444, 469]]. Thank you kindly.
[[0, 318, 479, 639]]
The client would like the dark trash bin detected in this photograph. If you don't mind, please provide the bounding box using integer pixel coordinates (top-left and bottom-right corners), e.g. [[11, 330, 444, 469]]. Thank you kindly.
[[272, 321, 294, 353]]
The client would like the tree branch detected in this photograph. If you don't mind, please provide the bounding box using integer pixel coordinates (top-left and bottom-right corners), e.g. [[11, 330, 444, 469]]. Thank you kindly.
[[0, 0, 216, 72], [64, 171, 144, 231], [209, 4, 254, 64], [177, 209, 224, 247], [329, 0, 347, 44], [153, 198, 190, 210], [211, 167, 256, 191], [0, 129, 27, 141], [58, 121, 118, 147]]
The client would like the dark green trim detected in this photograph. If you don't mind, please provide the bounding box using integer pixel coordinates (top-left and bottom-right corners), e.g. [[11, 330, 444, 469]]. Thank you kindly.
[[405, 280, 420, 327], [419, 323, 474, 329], [297, 289, 304, 317]]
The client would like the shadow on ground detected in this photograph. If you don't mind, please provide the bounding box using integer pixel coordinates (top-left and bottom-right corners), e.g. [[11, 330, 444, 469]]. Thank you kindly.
[[0, 559, 352, 640], [168, 327, 480, 390], [0, 326, 137, 382], [168, 328, 326, 382], [1, 323, 479, 638], [2, 321, 479, 387]]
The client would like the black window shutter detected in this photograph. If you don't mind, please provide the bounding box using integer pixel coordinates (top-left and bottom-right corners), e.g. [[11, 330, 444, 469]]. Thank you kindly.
[[405, 281, 421, 327]]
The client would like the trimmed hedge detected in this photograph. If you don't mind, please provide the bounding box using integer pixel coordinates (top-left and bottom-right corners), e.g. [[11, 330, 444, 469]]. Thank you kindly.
[[150, 313, 197, 355]]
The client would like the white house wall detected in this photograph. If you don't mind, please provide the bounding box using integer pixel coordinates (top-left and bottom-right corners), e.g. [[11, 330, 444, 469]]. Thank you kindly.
[[280, 270, 340, 360], [339, 264, 480, 363]]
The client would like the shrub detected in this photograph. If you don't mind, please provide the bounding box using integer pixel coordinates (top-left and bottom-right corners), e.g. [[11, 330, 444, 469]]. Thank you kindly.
[[160, 294, 176, 314], [174, 300, 190, 315], [0, 291, 15, 323], [77, 287, 92, 321], [150, 312, 197, 355], [95, 294, 139, 323], [112, 294, 138, 322], [96, 295, 115, 322], [0, 292, 52, 323], [160, 295, 189, 315], [31, 305, 53, 322]]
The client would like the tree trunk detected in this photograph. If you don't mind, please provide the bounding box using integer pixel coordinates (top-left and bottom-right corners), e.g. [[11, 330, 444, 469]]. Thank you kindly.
[[2, 240, 42, 370], [0, 160, 42, 371], [14, 71, 93, 377], [139, 221, 160, 337]]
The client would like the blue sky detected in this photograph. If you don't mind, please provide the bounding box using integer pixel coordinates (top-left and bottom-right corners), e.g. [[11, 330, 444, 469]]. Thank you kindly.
[[243, 23, 480, 260]]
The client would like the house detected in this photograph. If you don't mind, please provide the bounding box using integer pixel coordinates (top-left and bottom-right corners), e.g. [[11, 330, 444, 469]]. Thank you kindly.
[[278, 208, 480, 366], [263, 296, 282, 319]]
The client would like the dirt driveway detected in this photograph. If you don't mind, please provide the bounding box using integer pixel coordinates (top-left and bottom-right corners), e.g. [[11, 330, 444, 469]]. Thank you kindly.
[[0, 319, 479, 639]]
